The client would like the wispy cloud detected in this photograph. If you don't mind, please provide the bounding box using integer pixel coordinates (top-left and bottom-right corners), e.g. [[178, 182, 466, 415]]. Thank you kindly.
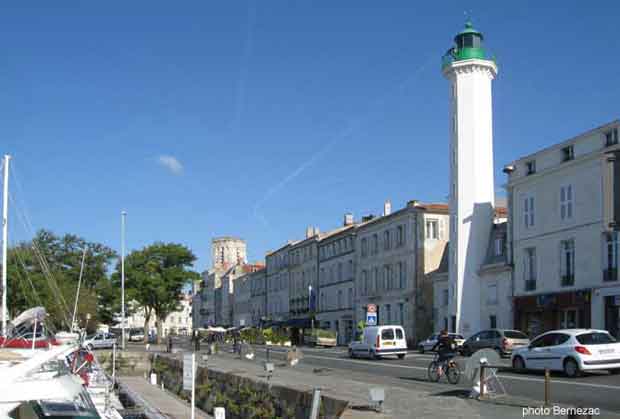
[[252, 53, 436, 230], [157, 155, 183, 175]]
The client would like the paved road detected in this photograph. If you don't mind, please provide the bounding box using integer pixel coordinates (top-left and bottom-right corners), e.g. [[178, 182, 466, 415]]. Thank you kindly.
[[211, 344, 620, 414]]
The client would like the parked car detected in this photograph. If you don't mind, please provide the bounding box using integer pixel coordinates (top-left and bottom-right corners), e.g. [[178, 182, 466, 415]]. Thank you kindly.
[[83, 332, 117, 350], [348, 325, 407, 359], [511, 329, 620, 378], [129, 332, 145, 342], [418, 333, 465, 354], [461, 329, 530, 357]]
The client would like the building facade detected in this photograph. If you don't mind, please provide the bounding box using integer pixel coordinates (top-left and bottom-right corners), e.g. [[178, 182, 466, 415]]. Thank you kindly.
[[266, 243, 293, 322], [317, 218, 357, 344], [356, 200, 449, 345], [505, 120, 620, 338], [233, 272, 252, 327], [288, 228, 320, 341], [249, 268, 267, 326]]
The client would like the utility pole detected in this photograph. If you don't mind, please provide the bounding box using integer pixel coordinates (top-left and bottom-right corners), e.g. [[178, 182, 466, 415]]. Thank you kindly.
[[121, 211, 126, 350], [2, 155, 10, 337]]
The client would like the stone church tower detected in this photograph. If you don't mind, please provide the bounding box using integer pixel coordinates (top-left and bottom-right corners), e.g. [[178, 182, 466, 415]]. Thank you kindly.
[[211, 237, 247, 270]]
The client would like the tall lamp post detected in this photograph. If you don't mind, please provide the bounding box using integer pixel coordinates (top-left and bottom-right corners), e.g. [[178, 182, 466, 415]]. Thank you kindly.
[[121, 211, 126, 350], [308, 284, 314, 332]]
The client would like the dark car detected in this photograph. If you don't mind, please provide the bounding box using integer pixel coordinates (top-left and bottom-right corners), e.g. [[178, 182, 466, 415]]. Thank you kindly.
[[461, 329, 530, 357]]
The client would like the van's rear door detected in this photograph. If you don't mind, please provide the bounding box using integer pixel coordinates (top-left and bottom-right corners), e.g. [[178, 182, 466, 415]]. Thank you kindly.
[[380, 328, 396, 348]]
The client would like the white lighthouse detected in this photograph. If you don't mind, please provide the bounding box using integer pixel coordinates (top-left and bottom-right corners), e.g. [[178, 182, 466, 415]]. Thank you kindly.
[[442, 21, 497, 335]]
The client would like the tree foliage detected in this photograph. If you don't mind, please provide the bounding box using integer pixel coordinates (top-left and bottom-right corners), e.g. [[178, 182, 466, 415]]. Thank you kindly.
[[5, 230, 117, 332], [115, 242, 198, 342]]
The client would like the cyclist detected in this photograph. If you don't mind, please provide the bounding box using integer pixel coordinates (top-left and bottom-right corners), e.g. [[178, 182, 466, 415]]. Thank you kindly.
[[431, 329, 456, 372]]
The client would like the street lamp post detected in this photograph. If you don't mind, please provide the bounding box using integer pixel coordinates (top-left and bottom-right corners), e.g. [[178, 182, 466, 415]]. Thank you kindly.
[[121, 211, 126, 350], [308, 285, 314, 331]]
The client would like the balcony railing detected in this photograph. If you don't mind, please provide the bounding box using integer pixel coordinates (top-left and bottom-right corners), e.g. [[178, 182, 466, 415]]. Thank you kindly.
[[441, 48, 497, 70], [525, 279, 537, 291], [561, 274, 575, 287], [604, 268, 618, 282]]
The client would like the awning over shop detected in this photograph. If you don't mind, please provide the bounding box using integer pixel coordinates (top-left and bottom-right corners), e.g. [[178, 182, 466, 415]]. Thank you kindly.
[[283, 318, 312, 329]]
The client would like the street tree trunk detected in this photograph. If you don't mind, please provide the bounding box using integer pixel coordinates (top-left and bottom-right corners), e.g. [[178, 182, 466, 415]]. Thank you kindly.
[[156, 316, 163, 345], [143, 307, 152, 344]]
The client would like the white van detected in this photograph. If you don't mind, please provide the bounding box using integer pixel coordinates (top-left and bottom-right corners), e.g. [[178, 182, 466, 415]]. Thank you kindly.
[[348, 325, 407, 359]]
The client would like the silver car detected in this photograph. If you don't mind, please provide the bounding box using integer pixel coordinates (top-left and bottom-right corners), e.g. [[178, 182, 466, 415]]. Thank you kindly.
[[84, 332, 117, 350], [418, 333, 464, 354]]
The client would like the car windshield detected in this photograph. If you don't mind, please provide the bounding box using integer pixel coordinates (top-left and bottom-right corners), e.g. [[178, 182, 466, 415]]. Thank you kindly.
[[504, 331, 528, 339], [576, 332, 617, 345], [449, 334, 464, 339]]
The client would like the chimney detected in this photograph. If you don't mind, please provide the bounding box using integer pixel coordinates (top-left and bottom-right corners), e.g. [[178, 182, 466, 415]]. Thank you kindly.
[[383, 200, 392, 216], [407, 199, 420, 208], [306, 226, 314, 239], [313, 226, 320, 236], [344, 213, 354, 226]]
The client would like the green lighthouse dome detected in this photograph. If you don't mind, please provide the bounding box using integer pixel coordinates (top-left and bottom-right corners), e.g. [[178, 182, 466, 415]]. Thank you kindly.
[[442, 20, 494, 69]]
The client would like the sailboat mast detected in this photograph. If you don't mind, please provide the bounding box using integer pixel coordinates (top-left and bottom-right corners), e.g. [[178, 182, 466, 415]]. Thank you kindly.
[[71, 247, 88, 331], [2, 154, 11, 337]]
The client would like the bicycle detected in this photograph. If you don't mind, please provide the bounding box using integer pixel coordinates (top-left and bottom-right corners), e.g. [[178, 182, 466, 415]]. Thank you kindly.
[[427, 353, 460, 384]]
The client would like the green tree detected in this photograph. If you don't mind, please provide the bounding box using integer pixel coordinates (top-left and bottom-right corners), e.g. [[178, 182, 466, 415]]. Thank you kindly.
[[116, 242, 198, 343], [5, 230, 117, 332]]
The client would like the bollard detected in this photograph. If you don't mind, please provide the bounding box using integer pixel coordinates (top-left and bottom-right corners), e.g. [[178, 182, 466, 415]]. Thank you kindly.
[[310, 388, 321, 419], [214, 407, 225, 419], [544, 369, 550, 406], [479, 365, 485, 399], [267, 348, 270, 362]]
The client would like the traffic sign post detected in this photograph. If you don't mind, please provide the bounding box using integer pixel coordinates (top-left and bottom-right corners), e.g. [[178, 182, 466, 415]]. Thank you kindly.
[[366, 304, 377, 326]]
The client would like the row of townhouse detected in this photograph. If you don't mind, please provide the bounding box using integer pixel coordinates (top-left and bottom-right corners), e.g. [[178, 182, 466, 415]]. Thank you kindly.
[[257, 200, 455, 346], [191, 200, 459, 346], [433, 120, 620, 339]]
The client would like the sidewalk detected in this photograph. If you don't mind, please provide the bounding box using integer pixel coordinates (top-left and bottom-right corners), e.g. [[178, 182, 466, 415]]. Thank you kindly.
[[180, 351, 562, 419], [119, 376, 212, 419]]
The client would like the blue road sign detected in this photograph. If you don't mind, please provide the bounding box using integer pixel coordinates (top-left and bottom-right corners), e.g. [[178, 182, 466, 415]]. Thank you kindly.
[[366, 312, 377, 326]]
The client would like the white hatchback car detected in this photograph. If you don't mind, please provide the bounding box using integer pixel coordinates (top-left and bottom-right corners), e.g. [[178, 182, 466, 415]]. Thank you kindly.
[[511, 329, 620, 377]]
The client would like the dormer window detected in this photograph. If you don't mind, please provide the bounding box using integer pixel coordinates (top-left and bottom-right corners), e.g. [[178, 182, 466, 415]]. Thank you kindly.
[[526, 160, 536, 175], [562, 145, 574, 162], [606, 128, 619, 147]]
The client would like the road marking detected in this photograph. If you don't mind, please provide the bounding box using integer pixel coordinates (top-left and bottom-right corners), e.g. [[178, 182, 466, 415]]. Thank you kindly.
[[498, 373, 620, 390]]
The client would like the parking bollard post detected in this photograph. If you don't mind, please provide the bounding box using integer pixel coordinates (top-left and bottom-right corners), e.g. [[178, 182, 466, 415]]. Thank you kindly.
[[544, 369, 550, 406]]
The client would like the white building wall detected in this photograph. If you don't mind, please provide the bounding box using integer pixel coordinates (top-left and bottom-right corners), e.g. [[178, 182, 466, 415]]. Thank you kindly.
[[479, 269, 512, 330], [512, 154, 603, 295], [507, 120, 620, 336]]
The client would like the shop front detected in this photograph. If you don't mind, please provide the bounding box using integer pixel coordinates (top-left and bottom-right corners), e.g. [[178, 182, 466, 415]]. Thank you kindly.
[[514, 289, 591, 338], [605, 295, 620, 339]]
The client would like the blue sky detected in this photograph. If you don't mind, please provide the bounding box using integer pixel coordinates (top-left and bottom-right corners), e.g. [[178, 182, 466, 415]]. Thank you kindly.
[[1, 2, 619, 271]]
